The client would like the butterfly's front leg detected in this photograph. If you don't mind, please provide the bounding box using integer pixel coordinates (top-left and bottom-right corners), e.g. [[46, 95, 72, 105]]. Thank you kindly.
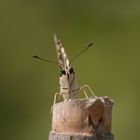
[[50, 92, 60, 113], [53, 92, 61, 105], [80, 84, 95, 98], [83, 89, 88, 99]]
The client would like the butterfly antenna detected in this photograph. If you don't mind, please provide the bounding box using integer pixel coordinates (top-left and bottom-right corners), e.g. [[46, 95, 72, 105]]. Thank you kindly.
[[70, 42, 95, 63], [33, 55, 59, 64]]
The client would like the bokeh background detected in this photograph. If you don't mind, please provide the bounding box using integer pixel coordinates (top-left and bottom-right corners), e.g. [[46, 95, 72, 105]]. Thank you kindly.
[[1, 0, 140, 140]]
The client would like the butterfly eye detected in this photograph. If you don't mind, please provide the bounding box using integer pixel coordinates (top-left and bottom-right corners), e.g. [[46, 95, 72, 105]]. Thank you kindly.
[[69, 68, 74, 74], [61, 70, 66, 75]]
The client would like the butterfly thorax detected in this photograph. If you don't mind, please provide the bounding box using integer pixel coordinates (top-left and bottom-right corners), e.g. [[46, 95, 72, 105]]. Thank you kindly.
[[59, 67, 79, 100]]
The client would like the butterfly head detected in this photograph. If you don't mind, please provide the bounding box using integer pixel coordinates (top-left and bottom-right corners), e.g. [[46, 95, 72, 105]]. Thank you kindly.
[[60, 66, 75, 76]]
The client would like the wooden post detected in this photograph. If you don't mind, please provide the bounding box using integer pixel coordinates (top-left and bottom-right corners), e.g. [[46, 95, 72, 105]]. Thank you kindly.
[[49, 96, 114, 140]]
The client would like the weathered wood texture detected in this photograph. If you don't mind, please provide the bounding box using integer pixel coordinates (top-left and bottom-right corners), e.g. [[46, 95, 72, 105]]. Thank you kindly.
[[49, 96, 114, 140], [49, 131, 114, 140]]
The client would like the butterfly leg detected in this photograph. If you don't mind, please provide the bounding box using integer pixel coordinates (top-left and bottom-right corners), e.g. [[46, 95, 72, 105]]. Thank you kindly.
[[83, 89, 88, 99], [53, 92, 60, 105], [50, 92, 60, 113], [80, 84, 95, 97]]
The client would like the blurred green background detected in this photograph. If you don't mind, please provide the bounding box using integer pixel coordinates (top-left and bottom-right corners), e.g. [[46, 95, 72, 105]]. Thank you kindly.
[[0, 0, 140, 140]]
